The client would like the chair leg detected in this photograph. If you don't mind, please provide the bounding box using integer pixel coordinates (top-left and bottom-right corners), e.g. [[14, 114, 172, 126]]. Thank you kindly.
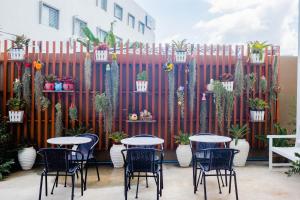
[[135, 172, 140, 199], [80, 169, 84, 196], [124, 172, 128, 200], [45, 174, 48, 196], [84, 162, 89, 190], [234, 172, 239, 200], [71, 175, 75, 200], [95, 162, 100, 181], [38, 174, 44, 200], [196, 170, 202, 189], [64, 171, 67, 187], [225, 170, 228, 186], [56, 172, 59, 187], [51, 172, 58, 195], [146, 173, 149, 188], [203, 172, 207, 200], [156, 174, 160, 200], [160, 164, 164, 189], [219, 170, 225, 187], [216, 170, 222, 194], [229, 170, 232, 193]]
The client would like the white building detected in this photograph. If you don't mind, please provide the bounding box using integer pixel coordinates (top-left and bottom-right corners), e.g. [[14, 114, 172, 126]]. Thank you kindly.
[[0, 0, 155, 44]]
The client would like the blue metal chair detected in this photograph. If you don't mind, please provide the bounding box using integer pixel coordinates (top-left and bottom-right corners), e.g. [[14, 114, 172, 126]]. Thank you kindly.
[[38, 148, 84, 200], [121, 148, 163, 200]]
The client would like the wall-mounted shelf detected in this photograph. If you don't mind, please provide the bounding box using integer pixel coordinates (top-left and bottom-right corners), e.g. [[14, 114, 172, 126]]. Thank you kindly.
[[43, 90, 75, 93], [133, 91, 149, 94], [126, 120, 157, 123]]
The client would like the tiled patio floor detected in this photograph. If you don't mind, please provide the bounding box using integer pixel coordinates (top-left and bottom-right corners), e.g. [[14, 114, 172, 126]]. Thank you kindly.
[[1, 162, 299, 200]]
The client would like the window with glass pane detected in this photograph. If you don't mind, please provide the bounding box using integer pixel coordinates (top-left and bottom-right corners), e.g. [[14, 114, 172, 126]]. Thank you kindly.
[[97, 28, 108, 42], [99, 0, 107, 11], [73, 18, 87, 37], [41, 4, 59, 29], [138, 22, 145, 34], [128, 14, 135, 29], [114, 4, 123, 20]]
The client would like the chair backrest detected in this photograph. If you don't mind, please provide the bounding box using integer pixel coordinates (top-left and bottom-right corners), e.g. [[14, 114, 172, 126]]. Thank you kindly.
[[190, 133, 218, 152], [76, 133, 99, 156], [122, 148, 161, 173], [206, 148, 239, 171]]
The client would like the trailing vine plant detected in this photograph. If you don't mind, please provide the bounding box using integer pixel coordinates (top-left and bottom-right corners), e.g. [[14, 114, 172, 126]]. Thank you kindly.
[[188, 56, 196, 112], [104, 64, 113, 148], [213, 81, 226, 131], [22, 62, 31, 110], [260, 75, 267, 93], [111, 53, 119, 116], [177, 86, 184, 118], [200, 93, 207, 132], [55, 102, 63, 137], [168, 69, 175, 128], [245, 72, 256, 98], [234, 57, 244, 97], [225, 91, 234, 130]]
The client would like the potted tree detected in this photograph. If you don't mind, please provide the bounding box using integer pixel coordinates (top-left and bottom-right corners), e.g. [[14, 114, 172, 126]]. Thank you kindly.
[[136, 70, 148, 92], [248, 41, 269, 63], [17, 140, 36, 170], [109, 131, 127, 168], [221, 73, 234, 91], [172, 39, 188, 63], [44, 74, 56, 91], [94, 43, 109, 62], [174, 132, 192, 167], [229, 124, 249, 166], [249, 98, 268, 122], [9, 35, 30, 60]]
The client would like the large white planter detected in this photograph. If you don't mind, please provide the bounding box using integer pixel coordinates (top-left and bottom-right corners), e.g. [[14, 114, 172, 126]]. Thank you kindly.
[[250, 110, 265, 122], [18, 147, 36, 170], [222, 81, 234, 91], [9, 111, 24, 123], [110, 144, 125, 168], [175, 51, 187, 63], [176, 145, 192, 167], [136, 81, 148, 92], [229, 139, 250, 167], [9, 48, 25, 60], [94, 50, 108, 62], [250, 53, 265, 64]]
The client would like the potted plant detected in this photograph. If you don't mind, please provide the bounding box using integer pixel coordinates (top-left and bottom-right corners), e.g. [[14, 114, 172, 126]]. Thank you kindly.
[[140, 109, 152, 121], [54, 78, 63, 91], [249, 98, 268, 122], [229, 124, 249, 167], [9, 35, 30, 60], [136, 70, 148, 92], [94, 43, 109, 62], [129, 113, 138, 121], [248, 41, 269, 63], [174, 132, 192, 167], [172, 39, 188, 63], [17, 140, 36, 170], [109, 131, 127, 168], [44, 74, 56, 90], [221, 73, 234, 91], [7, 97, 26, 123], [62, 77, 75, 91]]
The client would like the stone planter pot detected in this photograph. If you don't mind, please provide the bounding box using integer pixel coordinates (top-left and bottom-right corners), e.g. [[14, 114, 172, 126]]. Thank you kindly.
[[222, 81, 234, 91], [136, 81, 148, 92], [229, 139, 250, 167], [175, 51, 187, 63], [110, 144, 125, 168], [9, 48, 25, 60], [250, 110, 265, 122], [94, 50, 108, 62], [176, 144, 192, 167], [18, 146, 36, 170], [44, 82, 55, 90], [55, 82, 63, 91], [9, 110, 24, 123], [250, 53, 265, 64]]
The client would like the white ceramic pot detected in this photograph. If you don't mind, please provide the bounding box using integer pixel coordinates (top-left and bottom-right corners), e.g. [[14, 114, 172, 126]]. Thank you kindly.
[[94, 50, 108, 62], [222, 81, 234, 91], [136, 81, 148, 92], [18, 147, 36, 170], [175, 51, 187, 63], [250, 53, 265, 64], [250, 110, 265, 122], [110, 144, 125, 168], [229, 139, 250, 167], [176, 145, 192, 167], [9, 111, 24, 123], [9, 48, 25, 60]]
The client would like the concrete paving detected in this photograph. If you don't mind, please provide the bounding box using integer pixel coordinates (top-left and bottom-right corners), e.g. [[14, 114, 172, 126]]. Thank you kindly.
[[0, 162, 299, 200]]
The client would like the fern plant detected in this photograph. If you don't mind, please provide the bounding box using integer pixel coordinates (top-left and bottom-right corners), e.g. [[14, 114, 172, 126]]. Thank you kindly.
[[0, 160, 14, 181]]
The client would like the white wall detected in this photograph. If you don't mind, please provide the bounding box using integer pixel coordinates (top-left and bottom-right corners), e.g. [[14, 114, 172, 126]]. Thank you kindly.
[[0, 0, 155, 44]]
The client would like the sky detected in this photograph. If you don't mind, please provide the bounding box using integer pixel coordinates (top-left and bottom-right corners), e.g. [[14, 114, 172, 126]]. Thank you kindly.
[[135, 0, 298, 55]]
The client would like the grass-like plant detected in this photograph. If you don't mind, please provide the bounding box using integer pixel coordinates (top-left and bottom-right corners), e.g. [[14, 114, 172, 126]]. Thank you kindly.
[[65, 125, 93, 136], [248, 41, 269, 61], [249, 98, 268, 110], [109, 131, 127, 144], [229, 124, 248, 145], [172, 39, 188, 51], [174, 131, 190, 145], [136, 70, 147, 81]]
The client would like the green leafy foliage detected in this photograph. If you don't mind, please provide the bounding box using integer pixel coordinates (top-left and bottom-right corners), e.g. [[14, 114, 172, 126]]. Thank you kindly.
[[104, 21, 117, 48], [260, 76, 267, 93], [44, 74, 56, 83], [172, 39, 187, 51], [234, 58, 244, 97], [22, 67, 31, 110], [95, 93, 110, 113], [69, 104, 78, 121], [7, 97, 25, 111], [248, 41, 270, 60], [77, 27, 100, 52], [136, 70, 147, 81], [174, 131, 190, 145], [245, 72, 256, 98], [286, 153, 300, 176], [109, 131, 127, 144], [65, 125, 93, 136], [249, 98, 268, 110], [10, 35, 30, 49], [0, 160, 14, 181], [229, 124, 248, 145]]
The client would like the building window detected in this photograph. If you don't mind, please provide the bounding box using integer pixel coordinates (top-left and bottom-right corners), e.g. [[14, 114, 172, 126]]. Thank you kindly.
[[128, 14, 135, 29], [97, 28, 108, 42], [114, 4, 123, 20], [73, 17, 87, 37], [138, 22, 145, 34], [98, 0, 107, 11], [40, 3, 59, 29], [146, 15, 155, 30]]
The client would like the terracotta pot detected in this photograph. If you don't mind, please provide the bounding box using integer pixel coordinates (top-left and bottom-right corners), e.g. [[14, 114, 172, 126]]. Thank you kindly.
[[44, 82, 55, 90]]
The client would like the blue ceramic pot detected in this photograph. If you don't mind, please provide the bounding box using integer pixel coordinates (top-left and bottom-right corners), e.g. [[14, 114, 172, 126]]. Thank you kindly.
[[55, 82, 63, 91]]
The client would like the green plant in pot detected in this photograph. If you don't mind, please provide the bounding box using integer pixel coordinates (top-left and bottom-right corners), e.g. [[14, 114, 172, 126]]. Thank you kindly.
[[175, 131, 192, 167], [109, 131, 127, 168], [229, 124, 249, 166], [9, 35, 30, 60], [248, 41, 269, 63], [172, 39, 188, 63], [249, 98, 268, 122], [136, 70, 148, 92], [7, 97, 26, 123], [286, 153, 300, 176], [44, 74, 56, 91], [65, 125, 93, 136]]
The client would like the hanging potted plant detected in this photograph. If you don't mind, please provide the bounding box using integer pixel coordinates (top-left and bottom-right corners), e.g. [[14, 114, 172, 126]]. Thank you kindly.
[[249, 98, 268, 122], [54, 78, 63, 91], [17, 140, 37, 170], [136, 70, 148, 92], [9, 35, 30, 60], [139, 109, 153, 121], [200, 93, 207, 132], [172, 39, 188, 63], [62, 77, 75, 91], [109, 131, 127, 168], [44, 74, 56, 91], [229, 124, 249, 167], [7, 79, 26, 122], [248, 41, 269, 63], [69, 103, 78, 121], [94, 43, 109, 62], [221, 73, 234, 91], [177, 86, 184, 118], [174, 132, 192, 167]]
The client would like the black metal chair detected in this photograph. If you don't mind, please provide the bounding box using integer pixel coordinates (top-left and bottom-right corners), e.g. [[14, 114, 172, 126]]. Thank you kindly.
[[38, 148, 84, 200], [75, 133, 100, 190], [121, 148, 163, 200], [197, 148, 239, 200]]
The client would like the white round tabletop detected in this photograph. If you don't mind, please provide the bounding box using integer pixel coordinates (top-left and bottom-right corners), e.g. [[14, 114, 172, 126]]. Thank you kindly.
[[121, 137, 164, 146], [47, 136, 92, 145], [189, 135, 232, 143]]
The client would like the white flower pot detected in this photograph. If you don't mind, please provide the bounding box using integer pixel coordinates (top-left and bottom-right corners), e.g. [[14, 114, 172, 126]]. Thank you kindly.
[[176, 145, 192, 167], [175, 51, 187, 63], [9, 48, 25, 60], [221, 81, 234, 91], [18, 147, 36, 170], [136, 81, 148, 92], [94, 50, 108, 62], [110, 144, 125, 168], [250, 110, 265, 122], [229, 139, 250, 167], [9, 111, 24, 123], [250, 53, 265, 64]]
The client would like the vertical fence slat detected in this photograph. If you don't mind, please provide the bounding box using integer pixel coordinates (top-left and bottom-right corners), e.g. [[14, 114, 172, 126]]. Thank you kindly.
[[31, 41, 36, 142], [196, 45, 201, 133], [164, 44, 168, 149], [151, 43, 155, 136], [125, 43, 130, 136], [44, 41, 49, 147], [132, 44, 136, 135], [158, 44, 162, 138], [119, 43, 123, 132], [145, 44, 149, 134]]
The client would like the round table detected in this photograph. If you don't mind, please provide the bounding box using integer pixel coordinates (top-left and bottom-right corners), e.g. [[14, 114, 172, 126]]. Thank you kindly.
[[47, 136, 91, 146], [121, 137, 164, 147], [189, 135, 232, 144]]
